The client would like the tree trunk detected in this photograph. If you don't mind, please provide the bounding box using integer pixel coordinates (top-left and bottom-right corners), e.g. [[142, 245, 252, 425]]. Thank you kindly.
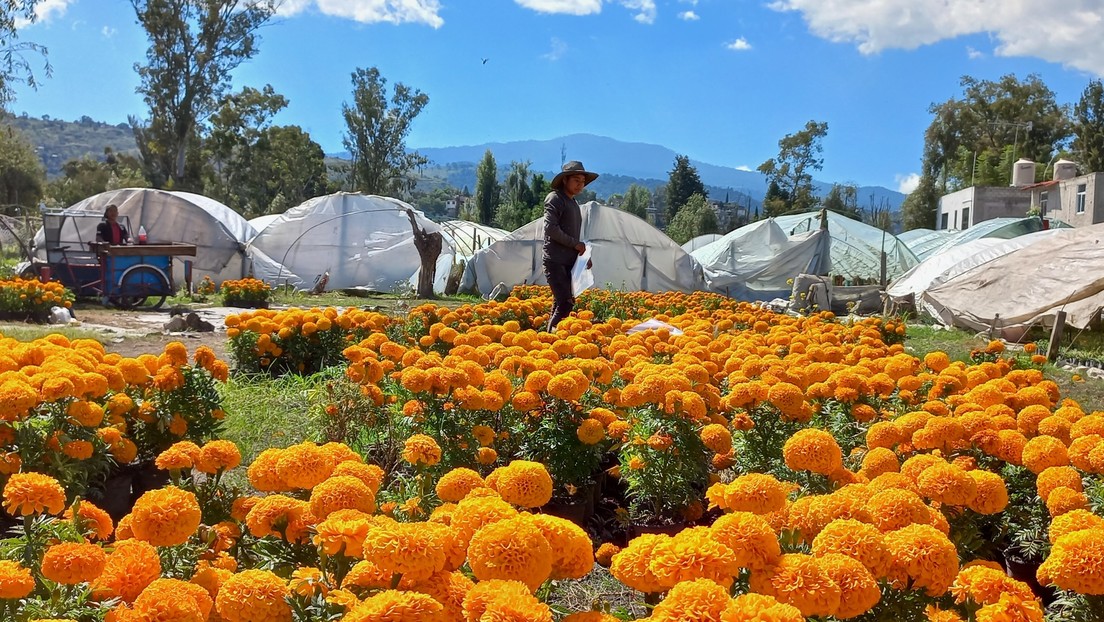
[[406, 209, 442, 299]]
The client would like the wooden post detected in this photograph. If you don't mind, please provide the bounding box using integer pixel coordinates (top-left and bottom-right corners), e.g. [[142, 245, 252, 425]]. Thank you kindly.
[[988, 314, 1000, 340], [1046, 310, 1067, 362]]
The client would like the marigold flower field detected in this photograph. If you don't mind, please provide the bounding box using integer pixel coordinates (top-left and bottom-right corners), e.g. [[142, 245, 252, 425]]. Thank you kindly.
[[2, 286, 1104, 621]]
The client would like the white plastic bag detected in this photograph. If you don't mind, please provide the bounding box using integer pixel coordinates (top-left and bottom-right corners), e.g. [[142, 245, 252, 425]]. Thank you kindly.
[[571, 244, 593, 296]]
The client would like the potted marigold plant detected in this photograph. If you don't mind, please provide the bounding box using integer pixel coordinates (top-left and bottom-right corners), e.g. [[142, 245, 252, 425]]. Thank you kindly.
[[509, 368, 607, 522], [220, 277, 273, 308]]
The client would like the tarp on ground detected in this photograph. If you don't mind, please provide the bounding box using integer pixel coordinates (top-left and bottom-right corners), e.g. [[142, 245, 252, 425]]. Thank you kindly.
[[460, 201, 705, 296], [898, 229, 959, 261], [31, 188, 298, 286], [681, 233, 723, 253], [691, 218, 831, 301], [772, 211, 918, 283], [922, 224, 1104, 331], [887, 230, 1060, 303], [249, 192, 447, 292]]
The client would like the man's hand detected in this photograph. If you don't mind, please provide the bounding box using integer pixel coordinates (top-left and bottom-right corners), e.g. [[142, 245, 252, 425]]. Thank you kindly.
[[586, 259, 593, 270], [575, 242, 586, 254]]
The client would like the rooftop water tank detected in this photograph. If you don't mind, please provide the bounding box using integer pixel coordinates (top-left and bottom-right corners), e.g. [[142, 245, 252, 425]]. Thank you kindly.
[[1054, 159, 1077, 181], [1012, 158, 1036, 187]]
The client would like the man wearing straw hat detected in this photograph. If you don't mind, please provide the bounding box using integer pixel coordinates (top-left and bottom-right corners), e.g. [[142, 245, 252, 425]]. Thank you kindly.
[[543, 160, 598, 331]]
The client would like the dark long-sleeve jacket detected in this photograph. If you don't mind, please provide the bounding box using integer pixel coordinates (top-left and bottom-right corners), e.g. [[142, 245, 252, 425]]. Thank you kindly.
[[543, 190, 582, 266]]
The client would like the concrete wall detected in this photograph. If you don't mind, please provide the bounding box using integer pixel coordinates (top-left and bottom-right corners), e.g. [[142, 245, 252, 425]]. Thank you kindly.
[[1045, 173, 1104, 227], [937, 186, 1031, 230]]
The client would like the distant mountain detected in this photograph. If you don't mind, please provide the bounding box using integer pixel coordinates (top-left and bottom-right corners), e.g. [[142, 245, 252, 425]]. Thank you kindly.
[[395, 133, 906, 210], [6, 115, 137, 178]]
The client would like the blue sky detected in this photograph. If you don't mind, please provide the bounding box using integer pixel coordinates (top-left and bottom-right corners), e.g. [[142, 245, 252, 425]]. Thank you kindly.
[[10, 0, 1104, 192]]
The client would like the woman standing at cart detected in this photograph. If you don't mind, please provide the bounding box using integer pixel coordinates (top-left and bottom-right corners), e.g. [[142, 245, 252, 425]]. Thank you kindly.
[[96, 204, 130, 245]]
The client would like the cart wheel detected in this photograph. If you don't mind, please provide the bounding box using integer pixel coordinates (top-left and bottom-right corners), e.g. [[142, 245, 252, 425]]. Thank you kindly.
[[114, 266, 168, 310]]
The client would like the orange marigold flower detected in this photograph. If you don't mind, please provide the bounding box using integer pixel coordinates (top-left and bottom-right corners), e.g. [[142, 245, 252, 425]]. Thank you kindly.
[[974, 592, 1045, 622], [495, 460, 553, 508], [276, 442, 336, 489], [462, 579, 534, 622], [916, 463, 977, 506], [215, 570, 291, 622], [577, 418, 606, 445], [819, 553, 881, 618], [312, 509, 371, 558], [650, 578, 732, 622], [332, 461, 385, 493], [132, 578, 212, 622], [950, 565, 1035, 607], [65, 499, 114, 541], [1049, 509, 1104, 544], [467, 515, 552, 591], [92, 539, 161, 603], [3, 471, 66, 516], [883, 524, 959, 596], [155, 441, 201, 471], [196, 440, 242, 474], [449, 495, 518, 549], [700, 423, 733, 454], [749, 553, 841, 618], [1047, 487, 1089, 517], [648, 526, 741, 589], [343, 590, 444, 622], [402, 434, 443, 467], [710, 512, 782, 571], [783, 428, 843, 475], [595, 543, 620, 568], [0, 559, 35, 599], [246, 494, 310, 542], [436, 468, 486, 503], [1020, 435, 1069, 474], [812, 518, 891, 579], [1035, 466, 1083, 502], [41, 542, 107, 585], [361, 521, 448, 583], [722, 593, 805, 622], [722, 473, 789, 515], [247, 448, 290, 492], [130, 486, 202, 547], [309, 475, 375, 519], [864, 489, 931, 532], [965, 470, 1009, 515]]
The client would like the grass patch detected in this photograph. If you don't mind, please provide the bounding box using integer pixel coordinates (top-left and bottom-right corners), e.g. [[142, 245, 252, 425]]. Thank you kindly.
[[547, 567, 645, 620], [165, 287, 480, 311], [0, 323, 118, 343], [218, 372, 329, 464], [904, 324, 985, 363]]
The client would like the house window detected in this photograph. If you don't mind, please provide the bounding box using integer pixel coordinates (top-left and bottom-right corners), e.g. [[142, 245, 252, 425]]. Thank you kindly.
[[1040, 191, 1048, 214], [962, 207, 970, 229], [1077, 184, 1087, 213], [941, 212, 949, 230]]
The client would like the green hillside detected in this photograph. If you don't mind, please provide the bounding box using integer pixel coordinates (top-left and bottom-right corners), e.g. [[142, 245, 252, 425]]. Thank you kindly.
[[5, 114, 137, 178]]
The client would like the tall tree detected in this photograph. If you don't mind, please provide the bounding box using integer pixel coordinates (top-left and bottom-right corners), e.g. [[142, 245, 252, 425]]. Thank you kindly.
[[821, 183, 861, 220], [665, 155, 706, 223], [665, 193, 717, 244], [0, 1, 48, 108], [901, 174, 942, 231], [204, 84, 287, 213], [342, 66, 429, 196], [758, 120, 828, 217], [1074, 79, 1104, 174], [0, 122, 44, 209], [131, 0, 277, 188], [621, 183, 651, 220], [473, 150, 499, 225]]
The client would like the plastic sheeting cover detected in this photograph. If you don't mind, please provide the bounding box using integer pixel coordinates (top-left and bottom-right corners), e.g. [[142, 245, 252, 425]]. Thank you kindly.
[[439, 220, 509, 259], [922, 223, 1104, 331], [249, 193, 446, 292], [899, 229, 959, 261], [691, 219, 831, 301], [460, 202, 704, 296], [681, 233, 723, 253], [773, 211, 918, 282], [888, 230, 1059, 301]]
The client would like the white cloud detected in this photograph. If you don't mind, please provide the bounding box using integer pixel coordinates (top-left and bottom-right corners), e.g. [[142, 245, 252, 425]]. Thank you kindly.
[[102, 26, 117, 39], [768, 0, 1104, 76], [967, 46, 984, 59], [15, 0, 75, 28], [896, 173, 921, 194], [726, 37, 752, 51], [280, 0, 444, 28], [514, 0, 655, 23], [679, 10, 699, 21], [542, 37, 568, 61], [514, 0, 602, 16], [622, 0, 656, 24], [736, 165, 753, 171]]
